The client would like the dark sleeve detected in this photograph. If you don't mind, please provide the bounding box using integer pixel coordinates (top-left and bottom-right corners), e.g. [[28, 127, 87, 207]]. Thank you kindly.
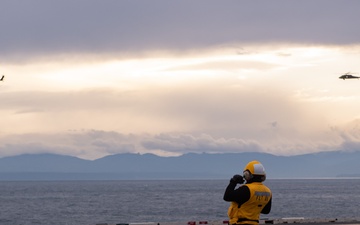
[[261, 196, 272, 214], [223, 181, 250, 206]]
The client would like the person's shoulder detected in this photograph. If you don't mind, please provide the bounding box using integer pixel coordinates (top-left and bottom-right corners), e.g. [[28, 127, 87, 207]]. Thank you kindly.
[[262, 183, 272, 192], [238, 184, 251, 192]]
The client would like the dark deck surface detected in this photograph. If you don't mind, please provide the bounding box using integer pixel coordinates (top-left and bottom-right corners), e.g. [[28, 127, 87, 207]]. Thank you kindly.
[[96, 218, 360, 225]]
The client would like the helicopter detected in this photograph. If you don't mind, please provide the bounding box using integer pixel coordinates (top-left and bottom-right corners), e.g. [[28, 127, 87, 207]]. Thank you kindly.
[[0, 75, 4, 81], [339, 72, 359, 80]]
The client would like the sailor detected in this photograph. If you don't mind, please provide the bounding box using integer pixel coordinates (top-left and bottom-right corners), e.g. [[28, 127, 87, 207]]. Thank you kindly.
[[223, 160, 272, 225]]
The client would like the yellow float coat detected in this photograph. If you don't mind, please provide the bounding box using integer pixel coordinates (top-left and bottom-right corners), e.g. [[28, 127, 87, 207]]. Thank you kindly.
[[227, 182, 271, 225]]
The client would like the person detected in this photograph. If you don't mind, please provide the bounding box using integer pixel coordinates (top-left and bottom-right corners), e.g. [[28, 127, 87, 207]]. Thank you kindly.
[[223, 160, 272, 225]]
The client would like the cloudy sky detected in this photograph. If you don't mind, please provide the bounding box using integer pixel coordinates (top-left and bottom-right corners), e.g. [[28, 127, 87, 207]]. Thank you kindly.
[[1, 0, 360, 160]]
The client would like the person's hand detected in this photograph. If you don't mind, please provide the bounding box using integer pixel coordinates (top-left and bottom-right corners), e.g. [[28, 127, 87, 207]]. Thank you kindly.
[[230, 174, 244, 184]]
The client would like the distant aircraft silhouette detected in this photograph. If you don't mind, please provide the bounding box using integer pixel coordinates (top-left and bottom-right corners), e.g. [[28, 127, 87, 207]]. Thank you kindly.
[[339, 72, 359, 80], [0, 75, 4, 81]]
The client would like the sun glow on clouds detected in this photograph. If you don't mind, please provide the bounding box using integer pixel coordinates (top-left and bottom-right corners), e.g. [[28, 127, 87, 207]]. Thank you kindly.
[[5, 45, 347, 93], [2, 44, 360, 158], [25, 57, 227, 92]]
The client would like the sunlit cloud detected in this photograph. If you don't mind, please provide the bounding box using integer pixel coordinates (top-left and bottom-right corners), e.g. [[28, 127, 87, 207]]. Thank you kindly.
[[2, 37, 360, 159], [3, 0, 360, 161]]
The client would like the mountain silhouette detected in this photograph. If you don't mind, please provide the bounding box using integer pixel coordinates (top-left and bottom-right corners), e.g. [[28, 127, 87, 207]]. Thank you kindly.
[[0, 151, 359, 180]]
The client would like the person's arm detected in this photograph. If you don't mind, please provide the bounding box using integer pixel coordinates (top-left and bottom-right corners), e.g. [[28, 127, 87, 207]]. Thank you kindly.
[[223, 182, 250, 205], [261, 197, 272, 214], [223, 181, 237, 201]]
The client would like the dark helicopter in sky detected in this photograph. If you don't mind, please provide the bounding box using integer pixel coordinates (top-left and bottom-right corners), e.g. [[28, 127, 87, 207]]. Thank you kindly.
[[339, 72, 359, 80]]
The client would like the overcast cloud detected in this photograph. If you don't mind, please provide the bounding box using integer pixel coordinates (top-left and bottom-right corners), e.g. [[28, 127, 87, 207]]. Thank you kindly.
[[2, 0, 360, 61]]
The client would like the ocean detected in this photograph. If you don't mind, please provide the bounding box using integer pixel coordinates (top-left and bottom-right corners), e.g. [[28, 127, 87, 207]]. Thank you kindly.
[[0, 179, 359, 225]]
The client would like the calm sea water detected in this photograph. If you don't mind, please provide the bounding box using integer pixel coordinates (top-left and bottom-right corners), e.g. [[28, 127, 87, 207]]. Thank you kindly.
[[0, 179, 359, 225]]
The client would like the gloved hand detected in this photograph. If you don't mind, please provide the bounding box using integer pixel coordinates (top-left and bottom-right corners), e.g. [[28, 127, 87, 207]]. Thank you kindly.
[[230, 174, 244, 184]]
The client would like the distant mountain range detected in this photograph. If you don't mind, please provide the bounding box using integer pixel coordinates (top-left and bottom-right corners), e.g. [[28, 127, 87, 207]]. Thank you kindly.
[[0, 151, 360, 180]]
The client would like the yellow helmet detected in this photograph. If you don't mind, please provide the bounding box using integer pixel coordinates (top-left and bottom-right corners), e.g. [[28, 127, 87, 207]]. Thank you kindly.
[[243, 160, 266, 176]]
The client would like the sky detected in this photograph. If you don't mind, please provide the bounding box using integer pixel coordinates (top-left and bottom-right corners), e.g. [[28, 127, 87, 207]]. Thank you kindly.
[[1, 0, 360, 160]]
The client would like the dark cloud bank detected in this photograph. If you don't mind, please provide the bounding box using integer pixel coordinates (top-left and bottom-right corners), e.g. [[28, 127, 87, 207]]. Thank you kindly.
[[2, 0, 360, 61]]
